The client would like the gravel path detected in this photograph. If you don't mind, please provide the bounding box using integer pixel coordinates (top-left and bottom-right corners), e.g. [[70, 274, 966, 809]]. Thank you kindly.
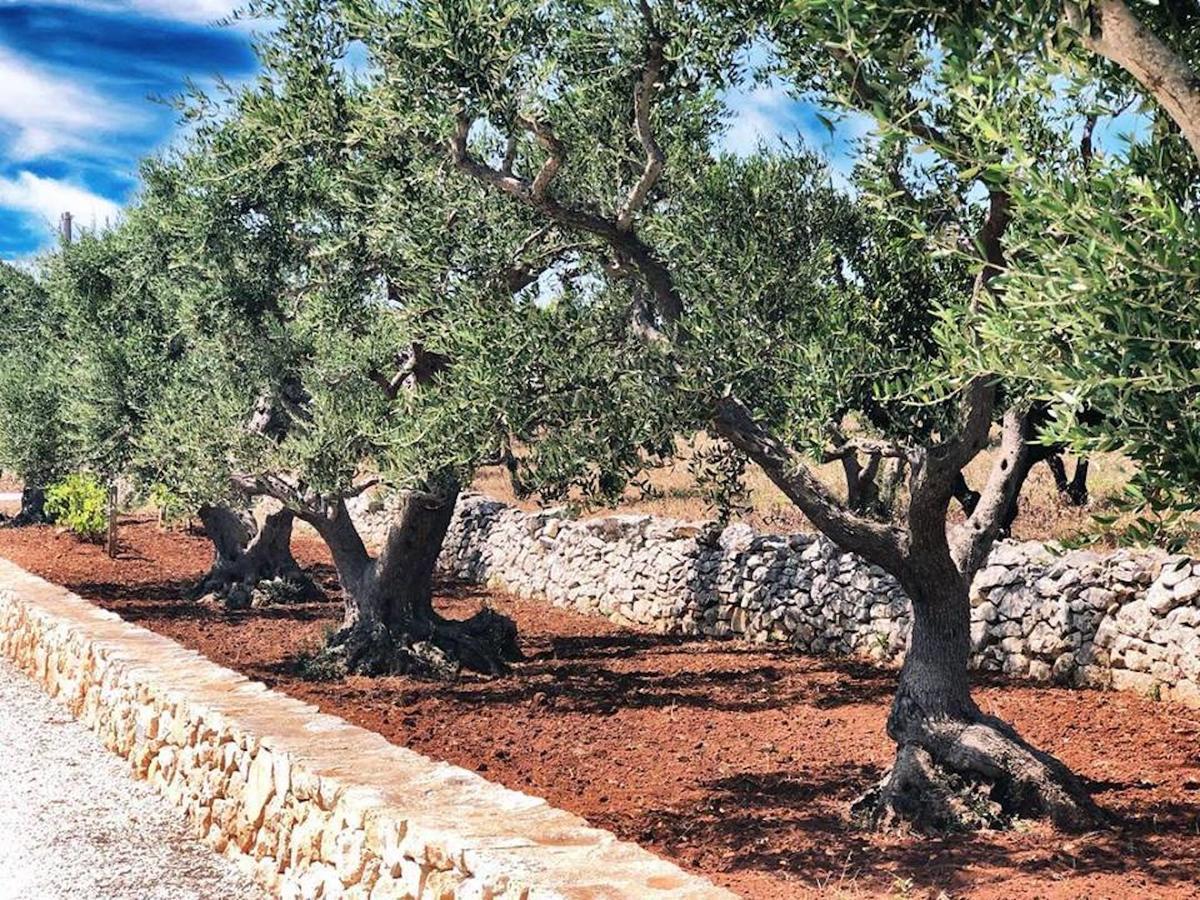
[[0, 656, 265, 899]]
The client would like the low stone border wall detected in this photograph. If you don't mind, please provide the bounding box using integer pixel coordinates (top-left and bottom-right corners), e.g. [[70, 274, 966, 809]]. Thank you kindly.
[[420, 495, 1200, 708], [0, 558, 732, 900]]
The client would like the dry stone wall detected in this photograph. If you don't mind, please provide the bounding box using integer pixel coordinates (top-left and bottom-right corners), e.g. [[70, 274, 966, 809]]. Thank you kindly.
[[0, 557, 732, 900], [360, 494, 1200, 708]]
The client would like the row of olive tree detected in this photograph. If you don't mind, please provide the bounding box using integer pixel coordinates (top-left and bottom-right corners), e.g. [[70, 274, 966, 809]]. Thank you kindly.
[[2, 0, 1195, 838]]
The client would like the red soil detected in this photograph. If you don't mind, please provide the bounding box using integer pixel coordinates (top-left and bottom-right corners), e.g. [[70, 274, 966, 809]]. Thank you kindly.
[[0, 519, 1198, 899]]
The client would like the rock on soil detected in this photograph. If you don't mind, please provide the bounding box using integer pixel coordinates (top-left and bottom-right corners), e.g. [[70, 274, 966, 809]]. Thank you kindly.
[[0, 655, 264, 900]]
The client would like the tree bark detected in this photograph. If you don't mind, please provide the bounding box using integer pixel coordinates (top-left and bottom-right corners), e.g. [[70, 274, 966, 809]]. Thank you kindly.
[[194, 504, 318, 608], [1066, 0, 1200, 162], [855, 565, 1106, 832], [6, 485, 48, 526], [1067, 458, 1089, 506], [306, 485, 521, 678]]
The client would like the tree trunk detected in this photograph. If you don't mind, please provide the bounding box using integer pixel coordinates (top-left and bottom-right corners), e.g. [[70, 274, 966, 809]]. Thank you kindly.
[[309, 485, 521, 679], [7, 485, 48, 526], [194, 504, 318, 609], [105, 483, 119, 559], [1048, 455, 1090, 507], [856, 569, 1106, 832], [1067, 458, 1089, 506]]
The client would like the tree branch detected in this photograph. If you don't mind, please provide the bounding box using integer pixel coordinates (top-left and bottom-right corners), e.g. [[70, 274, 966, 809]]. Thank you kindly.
[[950, 406, 1034, 576], [448, 112, 683, 323], [713, 395, 906, 570], [516, 116, 566, 200], [822, 437, 911, 464], [617, 27, 666, 231], [1066, 0, 1200, 161], [368, 354, 417, 400], [829, 47, 956, 155]]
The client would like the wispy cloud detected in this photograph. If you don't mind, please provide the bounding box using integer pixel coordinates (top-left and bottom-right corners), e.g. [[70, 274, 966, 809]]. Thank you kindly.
[[52, 0, 241, 24], [721, 80, 875, 179], [0, 2, 256, 257], [0, 170, 122, 229], [0, 45, 139, 160]]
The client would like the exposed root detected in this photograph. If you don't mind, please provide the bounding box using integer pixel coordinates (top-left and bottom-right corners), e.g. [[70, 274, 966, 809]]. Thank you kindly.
[[313, 607, 523, 680], [430, 607, 523, 676], [854, 717, 1109, 833], [2, 489, 49, 528], [195, 570, 322, 611]]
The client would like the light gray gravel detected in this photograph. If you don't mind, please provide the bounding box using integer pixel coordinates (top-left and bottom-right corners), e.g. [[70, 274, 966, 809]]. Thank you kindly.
[[0, 656, 266, 899]]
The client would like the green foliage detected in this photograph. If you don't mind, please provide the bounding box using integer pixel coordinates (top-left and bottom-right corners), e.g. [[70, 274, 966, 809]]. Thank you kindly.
[[45, 473, 108, 542], [0, 263, 69, 488], [147, 482, 191, 525], [660, 149, 967, 456]]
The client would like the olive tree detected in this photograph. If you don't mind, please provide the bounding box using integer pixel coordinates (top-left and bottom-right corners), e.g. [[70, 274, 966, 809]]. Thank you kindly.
[[337, 0, 1114, 831], [133, 0, 618, 675], [0, 262, 68, 523]]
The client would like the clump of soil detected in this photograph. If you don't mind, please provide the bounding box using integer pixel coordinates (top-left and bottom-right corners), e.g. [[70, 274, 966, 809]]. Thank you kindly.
[[1, 519, 1198, 899]]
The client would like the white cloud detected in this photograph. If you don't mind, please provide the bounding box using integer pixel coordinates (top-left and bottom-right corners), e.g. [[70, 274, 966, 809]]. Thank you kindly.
[[722, 84, 795, 157], [0, 46, 138, 160], [60, 0, 242, 24], [0, 171, 123, 233]]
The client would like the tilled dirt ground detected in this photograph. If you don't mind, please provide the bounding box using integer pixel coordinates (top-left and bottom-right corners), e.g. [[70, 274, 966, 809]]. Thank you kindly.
[[0, 519, 1197, 899]]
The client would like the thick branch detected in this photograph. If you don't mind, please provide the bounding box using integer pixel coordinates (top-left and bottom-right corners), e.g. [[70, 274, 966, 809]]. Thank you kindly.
[[971, 190, 1011, 303], [617, 31, 666, 231], [822, 437, 910, 464], [950, 407, 1034, 576], [713, 396, 905, 570], [1066, 0, 1200, 161], [448, 115, 683, 323], [231, 471, 379, 515], [516, 116, 565, 200], [303, 497, 374, 595], [230, 472, 309, 511]]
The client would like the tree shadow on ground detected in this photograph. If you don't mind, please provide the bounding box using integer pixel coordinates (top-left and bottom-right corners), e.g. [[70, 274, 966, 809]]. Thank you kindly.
[[65, 563, 341, 627], [624, 765, 1200, 896]]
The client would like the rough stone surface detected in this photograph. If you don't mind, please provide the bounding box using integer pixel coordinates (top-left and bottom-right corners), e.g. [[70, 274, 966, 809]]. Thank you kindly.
[[0, 558, 731, 900], [358, 493, 1200, 708]]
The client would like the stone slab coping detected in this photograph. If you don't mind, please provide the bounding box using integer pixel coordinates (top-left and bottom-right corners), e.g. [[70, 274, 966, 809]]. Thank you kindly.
[[0, 557, 734, 899]]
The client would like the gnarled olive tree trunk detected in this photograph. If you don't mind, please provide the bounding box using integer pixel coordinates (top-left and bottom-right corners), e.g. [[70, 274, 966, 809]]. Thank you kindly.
[[305, 485, 520, 678], [8, 485, 48, 526], [716, 398, 1106, 833], [850, 435, 1105, 832], [857, 551, 1102, 831], [194, 504, 318, 608]]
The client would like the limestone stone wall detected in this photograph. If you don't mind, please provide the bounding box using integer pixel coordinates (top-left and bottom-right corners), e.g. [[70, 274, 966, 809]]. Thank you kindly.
[[0, 558, 732, 900], [399, 494, 1200, 707]]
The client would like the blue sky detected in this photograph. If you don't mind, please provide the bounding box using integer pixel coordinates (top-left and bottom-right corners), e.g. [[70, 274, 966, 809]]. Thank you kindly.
[[0, 2, 866, 262], [0, 1, 253, 259]]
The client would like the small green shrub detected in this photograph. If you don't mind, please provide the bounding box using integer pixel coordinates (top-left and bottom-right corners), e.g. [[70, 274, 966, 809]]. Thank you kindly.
[[45, 473, 108, 542], [147, 482, 189, 525]]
